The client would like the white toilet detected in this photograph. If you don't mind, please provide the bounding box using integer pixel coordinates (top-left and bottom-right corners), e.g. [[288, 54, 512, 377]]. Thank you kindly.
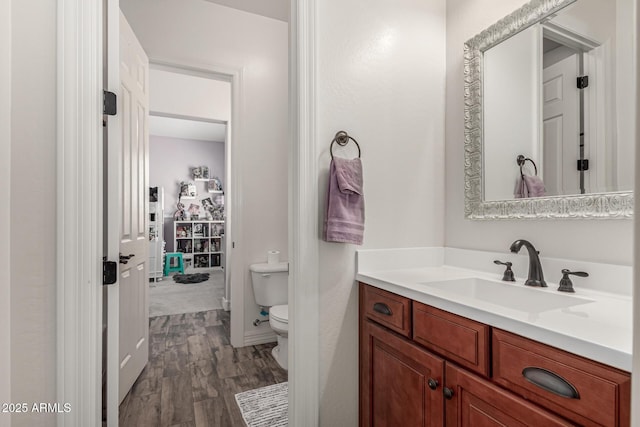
[[249, 262, 289, 370]]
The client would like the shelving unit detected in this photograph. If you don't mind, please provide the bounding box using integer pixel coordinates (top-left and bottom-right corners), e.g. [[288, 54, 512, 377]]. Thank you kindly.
[[149, 187, 165, 281], [174, 220, 225, 269]]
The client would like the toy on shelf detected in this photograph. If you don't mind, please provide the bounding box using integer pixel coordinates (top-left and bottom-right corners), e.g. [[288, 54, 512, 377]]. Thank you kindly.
[[207, 176, 223, 192], [179, 181, 197, 199], [174, 201, 186, 220], [192, 166, 210, 180]]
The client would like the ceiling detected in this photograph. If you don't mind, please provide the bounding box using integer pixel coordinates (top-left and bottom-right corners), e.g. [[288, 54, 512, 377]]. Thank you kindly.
[[202, 0, 289, 22], [150, 115, 227, 143]]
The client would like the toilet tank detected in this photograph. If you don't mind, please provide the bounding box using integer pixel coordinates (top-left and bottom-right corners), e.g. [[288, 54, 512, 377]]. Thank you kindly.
[[249, 262, 289, 307]]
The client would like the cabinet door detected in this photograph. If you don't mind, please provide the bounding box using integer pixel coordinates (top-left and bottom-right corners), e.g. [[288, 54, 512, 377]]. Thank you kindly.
[[445, 364, 573, 427], [361, 320, 444, 427]]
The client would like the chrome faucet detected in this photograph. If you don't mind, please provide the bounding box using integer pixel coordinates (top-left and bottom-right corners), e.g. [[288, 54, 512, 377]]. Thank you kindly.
[[509, 239, 547, 287]]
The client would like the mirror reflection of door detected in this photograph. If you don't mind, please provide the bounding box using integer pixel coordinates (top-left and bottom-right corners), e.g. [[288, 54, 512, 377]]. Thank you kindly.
[[480, 0, 631, 202], [542, 22, 610, 197], [542, 38, 581, 196]]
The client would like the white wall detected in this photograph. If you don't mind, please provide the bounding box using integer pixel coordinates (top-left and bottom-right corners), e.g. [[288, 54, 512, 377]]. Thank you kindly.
[[10, 0, 58, 426], [553, 0, 617, 44], [615, 0, 636, 191], [149, 135, 226, 251], [316, 0, 446, 424], [120, 0, 289, 342], [445, 0, 634, 266], [0, 0, 11, 425], [484, 24, 541, 201], [150, 68, 231, 121]]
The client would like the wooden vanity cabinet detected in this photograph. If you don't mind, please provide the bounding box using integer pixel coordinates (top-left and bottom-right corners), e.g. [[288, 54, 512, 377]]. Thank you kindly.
[[361, 284, 412, 337], [445, 364, 572, 427], [492, 329, 631, 427], [359, 282, 631, 427], [413, 301, 490, 377], [361, 319, 444, 426]]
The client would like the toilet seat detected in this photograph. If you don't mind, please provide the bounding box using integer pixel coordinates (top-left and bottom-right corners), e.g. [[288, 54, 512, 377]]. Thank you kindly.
[[269, 304, 288, 337], [268, 304, 289, 370], [270, 304, 288, 323]]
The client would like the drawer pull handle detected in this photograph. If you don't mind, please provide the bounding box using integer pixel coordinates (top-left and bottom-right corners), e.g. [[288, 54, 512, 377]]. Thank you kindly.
[[373, 302, 392, 316], [427, 378, 438, 390], [522, 367, 580, 399]]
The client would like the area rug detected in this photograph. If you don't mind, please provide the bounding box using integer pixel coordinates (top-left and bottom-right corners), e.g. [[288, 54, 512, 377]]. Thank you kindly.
[[149, 269, 224, 317], [172, 273, 210, 284], [235, 382, 288, 427]]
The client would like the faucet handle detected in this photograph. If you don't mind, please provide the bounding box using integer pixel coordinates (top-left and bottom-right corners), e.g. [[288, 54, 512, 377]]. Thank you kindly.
[[494, 260, 515, 282], [558, 269, 589, 293]]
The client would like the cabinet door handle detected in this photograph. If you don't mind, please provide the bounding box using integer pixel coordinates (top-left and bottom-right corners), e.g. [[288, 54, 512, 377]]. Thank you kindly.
[[373, 302, 392, 316], [522, 367, 580, 399], [443, 387, 454, 400], [427, 378, 438, 390]]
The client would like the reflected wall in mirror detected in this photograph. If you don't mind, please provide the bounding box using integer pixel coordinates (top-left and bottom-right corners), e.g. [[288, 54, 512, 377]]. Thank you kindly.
[[464, 0, 634, 219]]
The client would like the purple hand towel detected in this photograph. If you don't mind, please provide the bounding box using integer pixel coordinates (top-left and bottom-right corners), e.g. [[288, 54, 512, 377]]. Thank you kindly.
[[324, 157, 365, 245], [514, 175, 545, 198]]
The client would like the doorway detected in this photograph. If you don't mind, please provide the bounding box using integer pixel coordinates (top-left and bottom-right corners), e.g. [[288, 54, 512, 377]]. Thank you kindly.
[[541, 23, 611, 196], [111, 2, 290, 424], [145, 65, 232, 318], [57, 0, 322, 425], [147, 114, 228, 316]]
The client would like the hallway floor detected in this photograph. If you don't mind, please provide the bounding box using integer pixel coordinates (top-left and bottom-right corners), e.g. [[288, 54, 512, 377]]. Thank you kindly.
[[119, 310, 287, 426]]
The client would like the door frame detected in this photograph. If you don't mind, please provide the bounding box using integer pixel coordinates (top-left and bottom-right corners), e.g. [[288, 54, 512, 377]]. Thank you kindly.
[[147, 58, 244, 346], [56, 0, 320, 425], [288, 0, 319, 424], [56, 1, 104, 425]]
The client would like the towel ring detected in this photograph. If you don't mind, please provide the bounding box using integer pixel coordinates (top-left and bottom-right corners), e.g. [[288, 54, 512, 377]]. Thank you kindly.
[[330, 130, 361, 159], [516, 154, 538, 176]]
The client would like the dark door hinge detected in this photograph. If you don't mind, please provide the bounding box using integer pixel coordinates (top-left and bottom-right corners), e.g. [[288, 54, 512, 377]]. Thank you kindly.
[[103, 90, 117, 116], [577, 76, 589, 89], [103, 259, 117, 285], [577, 159, 589, 171]]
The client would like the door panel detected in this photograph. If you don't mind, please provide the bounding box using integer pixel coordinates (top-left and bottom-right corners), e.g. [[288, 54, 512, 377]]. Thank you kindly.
[[117, 11, 149, 404], [543, 53, 580, 195], [361, 320, 444, 427]]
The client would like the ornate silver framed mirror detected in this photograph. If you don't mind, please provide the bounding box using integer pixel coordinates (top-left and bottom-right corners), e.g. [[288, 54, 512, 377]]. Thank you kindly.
[[464, 0, 634, 219]]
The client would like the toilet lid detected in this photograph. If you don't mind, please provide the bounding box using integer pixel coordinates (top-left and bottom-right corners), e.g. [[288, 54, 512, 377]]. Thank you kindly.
[[270, 305, 288, 323]]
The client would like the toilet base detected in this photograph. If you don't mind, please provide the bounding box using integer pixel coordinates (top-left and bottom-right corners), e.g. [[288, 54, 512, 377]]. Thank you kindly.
[[271, 335, 288, 370]]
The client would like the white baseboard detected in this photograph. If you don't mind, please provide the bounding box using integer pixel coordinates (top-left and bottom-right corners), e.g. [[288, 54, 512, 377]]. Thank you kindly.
[[222, 297, 231, 311], [243, 329, 277, 346]]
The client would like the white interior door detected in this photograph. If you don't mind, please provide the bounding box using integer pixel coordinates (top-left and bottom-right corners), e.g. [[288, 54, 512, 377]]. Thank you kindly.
[[117, 10, 150, 403], [543, 53, 580, 195], [105, 3, 150, 424]]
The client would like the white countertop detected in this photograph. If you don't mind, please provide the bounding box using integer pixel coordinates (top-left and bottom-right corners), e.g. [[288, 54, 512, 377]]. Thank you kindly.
[[356, 249, 632, 372]]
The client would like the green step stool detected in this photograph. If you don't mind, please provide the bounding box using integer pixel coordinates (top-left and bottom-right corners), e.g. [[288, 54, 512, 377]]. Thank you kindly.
[[164, 252, 185, 276]]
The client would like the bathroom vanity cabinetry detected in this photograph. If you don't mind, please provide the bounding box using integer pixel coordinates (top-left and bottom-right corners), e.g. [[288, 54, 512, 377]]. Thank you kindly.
[[361, 319, 444, 426], [359, 283, 630, 426]]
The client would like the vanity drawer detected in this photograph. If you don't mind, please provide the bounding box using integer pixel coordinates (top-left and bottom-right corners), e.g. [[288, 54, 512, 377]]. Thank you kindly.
[[412, 302, 490, 376], [360, 284, 411, 337], [492, 329, 631, 427]]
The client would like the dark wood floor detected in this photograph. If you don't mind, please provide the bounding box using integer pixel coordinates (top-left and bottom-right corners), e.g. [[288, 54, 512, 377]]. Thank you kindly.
[[119, 310, 287, 427]]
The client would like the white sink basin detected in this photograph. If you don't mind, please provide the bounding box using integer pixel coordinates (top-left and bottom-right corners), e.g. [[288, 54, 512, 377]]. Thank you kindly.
[[419, 277, 595, 313]]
